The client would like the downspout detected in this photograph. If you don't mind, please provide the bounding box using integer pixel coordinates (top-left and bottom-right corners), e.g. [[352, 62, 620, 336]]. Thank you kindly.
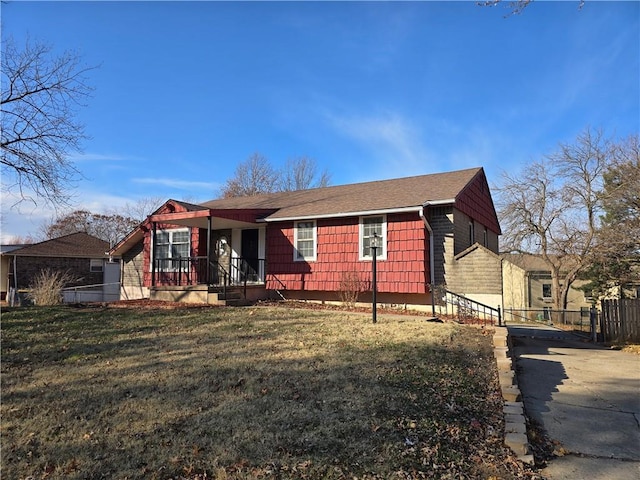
[[12, 255, 18, 291], [419, 205, 436, 317], [12, 255, 18, 306], [151, 222, 157, 288]]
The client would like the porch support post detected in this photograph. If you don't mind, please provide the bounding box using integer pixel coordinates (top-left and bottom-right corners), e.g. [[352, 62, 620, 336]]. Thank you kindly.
[[206, 215, 212, 285], [151, 222, 157, 287]]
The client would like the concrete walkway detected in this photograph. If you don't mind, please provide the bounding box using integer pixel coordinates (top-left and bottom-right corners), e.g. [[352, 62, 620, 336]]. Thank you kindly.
[[508, 323, 640, 480]]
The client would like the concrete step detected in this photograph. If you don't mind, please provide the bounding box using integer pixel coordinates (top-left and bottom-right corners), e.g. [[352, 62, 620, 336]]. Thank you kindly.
[[505, 432, 530, 456]]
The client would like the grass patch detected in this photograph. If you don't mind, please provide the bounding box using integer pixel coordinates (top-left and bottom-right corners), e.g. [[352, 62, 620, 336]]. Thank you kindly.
[[1, 305, 536, 479]]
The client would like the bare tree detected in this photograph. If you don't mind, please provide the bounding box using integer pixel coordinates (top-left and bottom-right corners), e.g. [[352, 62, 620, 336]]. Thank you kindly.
[[221, 153, 332, 198], [278, 156, 331, 191], [1, 36, 95, 207], [479, 0, 584, 15], [121, 196, 166, 222], [496, 127, 612, 310], [42, 210, 138, 246], [220, 153, 279, 198], [3, 235, 36, 245]]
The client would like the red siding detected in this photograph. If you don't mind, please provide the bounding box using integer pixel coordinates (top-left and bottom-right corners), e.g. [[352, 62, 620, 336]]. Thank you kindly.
[[141, 201, 203, 287], [455, 170, 501, 234], [266, 213, 429, 294]]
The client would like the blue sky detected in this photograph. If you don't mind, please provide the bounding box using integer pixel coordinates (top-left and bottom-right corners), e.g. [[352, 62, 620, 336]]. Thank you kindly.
[[2, 1, 639, 241]]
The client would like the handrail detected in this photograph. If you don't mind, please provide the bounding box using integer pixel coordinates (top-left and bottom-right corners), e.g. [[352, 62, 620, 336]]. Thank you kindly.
[[210, 260, 229, 298], [62, 282, 121, 303], [62, 282, 121, 291], [443, 289, 501, 326], [269, 272, 287, 290]]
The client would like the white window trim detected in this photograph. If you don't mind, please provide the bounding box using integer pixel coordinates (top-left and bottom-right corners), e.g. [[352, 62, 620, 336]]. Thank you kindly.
[[150, 227, 191, 271], [294, 220, 317, 262], [359, 215, 387, 261]]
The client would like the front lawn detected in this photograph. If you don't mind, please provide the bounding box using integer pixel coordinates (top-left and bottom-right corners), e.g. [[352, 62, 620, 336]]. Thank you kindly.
[[1, 304, 537, 479]]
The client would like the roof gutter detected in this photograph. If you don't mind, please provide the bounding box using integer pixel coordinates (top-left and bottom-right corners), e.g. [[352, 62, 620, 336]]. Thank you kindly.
[[263, 206, 423, 223]]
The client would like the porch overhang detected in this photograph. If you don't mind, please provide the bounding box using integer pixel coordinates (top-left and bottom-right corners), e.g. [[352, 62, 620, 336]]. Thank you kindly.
[[110, 208, 276, 257], [149, 208, 276, 229]]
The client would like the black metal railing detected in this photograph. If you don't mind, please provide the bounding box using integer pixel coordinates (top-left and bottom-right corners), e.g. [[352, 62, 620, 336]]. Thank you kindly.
[[441, 289, 501, 326], [152, 256, 266, 288], [153, 257, 208, 286], [503, 307, 593, 333]]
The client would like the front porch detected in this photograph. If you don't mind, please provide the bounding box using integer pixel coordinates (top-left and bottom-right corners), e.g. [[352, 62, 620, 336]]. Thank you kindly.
[[151, 256, 268, 305], [150, 283, 268, 306], [114, 200, 278, 305]]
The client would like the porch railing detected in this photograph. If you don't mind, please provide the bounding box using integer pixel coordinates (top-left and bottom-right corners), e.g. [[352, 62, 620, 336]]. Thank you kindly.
[[153, 257, 208, 287], [152, 256, 265, 287]]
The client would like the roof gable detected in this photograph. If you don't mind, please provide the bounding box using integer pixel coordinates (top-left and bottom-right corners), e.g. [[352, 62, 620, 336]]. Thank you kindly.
[[454, 168, 502, 234], [9, 232, 110, 258]]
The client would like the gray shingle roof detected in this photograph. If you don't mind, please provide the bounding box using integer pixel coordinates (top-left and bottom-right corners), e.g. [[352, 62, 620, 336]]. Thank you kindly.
[[201, 167, 483, 220], [8, 232, 110, 258]]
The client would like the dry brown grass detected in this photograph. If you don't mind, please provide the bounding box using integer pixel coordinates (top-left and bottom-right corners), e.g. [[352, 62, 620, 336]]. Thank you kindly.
[[1, 304, 538, 479]]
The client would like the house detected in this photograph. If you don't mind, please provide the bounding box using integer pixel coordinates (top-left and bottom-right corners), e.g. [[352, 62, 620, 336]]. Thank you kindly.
[[111, 167, 502, 309], [501, 252, 593, 322], [1, 244, 28, 301], [4, 232, 120, 304]]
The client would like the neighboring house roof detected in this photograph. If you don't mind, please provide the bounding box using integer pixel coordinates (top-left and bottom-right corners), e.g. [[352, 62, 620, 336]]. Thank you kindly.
[[501, 253, 580, 273], [0, 245, 29, 255], [8, 232, 110, 258]]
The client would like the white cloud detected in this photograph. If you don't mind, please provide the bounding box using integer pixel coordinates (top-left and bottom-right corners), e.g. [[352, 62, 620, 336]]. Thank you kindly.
[[132, 177, 219, 191], [324, 110, 434, 177], [0, 190, 57, 241], [66, 152, 138, 162]]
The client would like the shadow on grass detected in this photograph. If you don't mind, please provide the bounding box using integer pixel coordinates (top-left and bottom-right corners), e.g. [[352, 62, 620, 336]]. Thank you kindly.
[[1, 305, 530, 479]]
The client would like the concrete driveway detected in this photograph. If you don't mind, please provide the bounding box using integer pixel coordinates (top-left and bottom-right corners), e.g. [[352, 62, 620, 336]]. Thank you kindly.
[[508, 323, 640, 480]]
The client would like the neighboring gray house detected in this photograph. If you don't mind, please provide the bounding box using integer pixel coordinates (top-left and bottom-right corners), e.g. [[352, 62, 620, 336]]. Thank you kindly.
[[501, 253, 593, 313], [4, 232, 120, 304]]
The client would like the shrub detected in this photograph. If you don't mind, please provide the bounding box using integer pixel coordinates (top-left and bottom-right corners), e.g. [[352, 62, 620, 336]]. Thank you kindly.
[[337, 270, 364, 307], [27, 269, 78, 306]]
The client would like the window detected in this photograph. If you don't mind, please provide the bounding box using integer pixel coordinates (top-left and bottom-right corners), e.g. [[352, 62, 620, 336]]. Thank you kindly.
[[483, 227, 488, 247], [154, 228, 190, 270], [542, 283, 552, 300], [468, 221, 475, 245], [360, 216, 386, 260], [90, 259, 103, 273], [294, 221, 316, 261]]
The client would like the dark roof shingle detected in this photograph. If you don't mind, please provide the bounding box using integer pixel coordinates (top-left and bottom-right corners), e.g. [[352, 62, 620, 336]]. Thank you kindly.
[[201, 167, 483, 220], [8, 232, 110, 258]]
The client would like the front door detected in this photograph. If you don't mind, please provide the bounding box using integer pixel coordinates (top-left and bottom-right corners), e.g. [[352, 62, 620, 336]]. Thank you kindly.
[[211, 229, 232, 285], [241, 229, 259, 282]]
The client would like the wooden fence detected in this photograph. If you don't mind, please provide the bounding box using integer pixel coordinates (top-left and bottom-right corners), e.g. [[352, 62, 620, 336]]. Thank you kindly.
[[600, 298, 640, 344]]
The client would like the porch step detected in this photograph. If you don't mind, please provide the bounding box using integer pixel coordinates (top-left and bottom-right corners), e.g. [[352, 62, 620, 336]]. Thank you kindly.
[[207, 288, 249, 306]]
